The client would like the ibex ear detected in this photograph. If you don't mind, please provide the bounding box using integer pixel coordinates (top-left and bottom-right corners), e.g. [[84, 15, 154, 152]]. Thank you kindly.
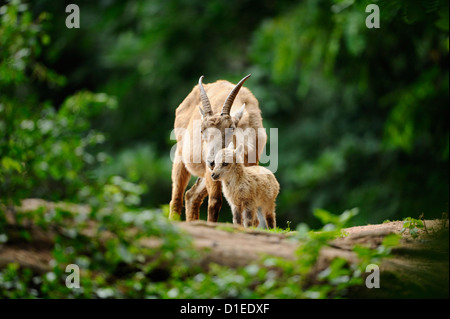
[[227, 142, 235, 150], [232, 103, 246, 124], [198, 105, 205, 119]]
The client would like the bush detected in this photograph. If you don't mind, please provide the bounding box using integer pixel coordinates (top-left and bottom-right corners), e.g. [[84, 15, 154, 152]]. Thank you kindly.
[[0, 1, 117, 205]]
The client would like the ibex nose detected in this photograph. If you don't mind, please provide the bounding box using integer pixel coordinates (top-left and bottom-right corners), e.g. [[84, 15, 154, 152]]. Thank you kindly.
[[211, 172, 216, 179]]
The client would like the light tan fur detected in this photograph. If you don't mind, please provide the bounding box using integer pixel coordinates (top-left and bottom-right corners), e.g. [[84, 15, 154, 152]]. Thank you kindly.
[[170, 76, 266, 222], [210, 143, 279, 228]]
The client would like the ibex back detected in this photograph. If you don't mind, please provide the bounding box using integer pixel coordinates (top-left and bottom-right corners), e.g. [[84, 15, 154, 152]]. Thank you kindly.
[[169, 75, 266, 222]]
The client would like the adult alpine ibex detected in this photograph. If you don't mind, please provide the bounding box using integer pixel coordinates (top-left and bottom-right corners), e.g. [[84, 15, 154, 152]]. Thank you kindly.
[[169, 74, 266, 222]]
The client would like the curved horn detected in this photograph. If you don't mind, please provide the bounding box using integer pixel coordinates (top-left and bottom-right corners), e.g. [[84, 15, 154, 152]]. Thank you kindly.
[[198, 75, 213, 116], [221, 74, 251, 116]]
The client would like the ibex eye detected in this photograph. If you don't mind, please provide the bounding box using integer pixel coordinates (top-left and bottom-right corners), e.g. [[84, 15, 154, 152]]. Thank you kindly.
[[222, 162, 228, 167]]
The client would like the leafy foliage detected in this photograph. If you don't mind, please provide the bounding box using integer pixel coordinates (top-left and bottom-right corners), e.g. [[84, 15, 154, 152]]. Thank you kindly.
[[0, 1, 195, 299], [401, 216, 425, 238], [0, 1, 117, 205], [0, 181, 195, 298]]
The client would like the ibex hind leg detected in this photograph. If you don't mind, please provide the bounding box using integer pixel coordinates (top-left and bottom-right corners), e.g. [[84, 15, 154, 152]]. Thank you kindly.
[[256, 208, 267, 229], [185, 177, 207, 221], [243, 207, 258, 228], [265, 213, 276, 229], [263, 203, 276, 229], [169, 161, 191, 220]]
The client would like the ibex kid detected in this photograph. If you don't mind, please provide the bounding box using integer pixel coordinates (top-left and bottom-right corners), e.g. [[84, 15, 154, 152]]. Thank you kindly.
[[210, 142, 279, 229]]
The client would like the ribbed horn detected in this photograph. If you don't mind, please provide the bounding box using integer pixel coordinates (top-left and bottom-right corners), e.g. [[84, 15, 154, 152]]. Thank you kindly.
[[198, 75, 213, 116], [221, 74, 251, 116]]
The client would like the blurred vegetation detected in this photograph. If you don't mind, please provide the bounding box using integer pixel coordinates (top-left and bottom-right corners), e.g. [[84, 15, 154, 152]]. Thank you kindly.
[[1, 193, 396, 298], [1, 0, 449, 231], [0, 0, 448, 299]]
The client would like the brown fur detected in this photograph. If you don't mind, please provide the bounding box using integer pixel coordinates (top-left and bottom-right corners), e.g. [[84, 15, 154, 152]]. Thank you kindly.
[[169, 78, 266, 222]]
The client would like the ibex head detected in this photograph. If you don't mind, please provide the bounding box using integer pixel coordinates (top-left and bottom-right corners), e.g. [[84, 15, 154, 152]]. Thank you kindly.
[[210, 142, 244, 181], [197, 74, 250, 170]]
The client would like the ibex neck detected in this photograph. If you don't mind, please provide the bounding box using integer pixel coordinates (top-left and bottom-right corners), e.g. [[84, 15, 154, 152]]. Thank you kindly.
[[223, 164, 245, 185]]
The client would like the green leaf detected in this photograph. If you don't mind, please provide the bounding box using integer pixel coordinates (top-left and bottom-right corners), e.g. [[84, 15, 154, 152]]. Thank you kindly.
[[41, 34, 50, 45], [20, 230, 31, 241], [436, 9, 449, 31], [381, 233, 401, 248], [1, 156, 22, 172], [117, 243, 134, 264], [296, 223, 310, 240], [410, 227, 419, 238], [313, 208, 338, 225], [338, 208, 359, 226]]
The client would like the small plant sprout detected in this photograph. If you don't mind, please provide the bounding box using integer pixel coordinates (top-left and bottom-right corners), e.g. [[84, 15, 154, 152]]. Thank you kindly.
[[401, 217, 425, 238]]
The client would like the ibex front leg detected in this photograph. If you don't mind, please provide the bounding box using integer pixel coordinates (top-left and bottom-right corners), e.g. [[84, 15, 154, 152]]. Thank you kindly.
[[205, 175, 222, 222], [169, 161, 191, 220], [231, 205, 243, 226], [244, 205, 259, 228]]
